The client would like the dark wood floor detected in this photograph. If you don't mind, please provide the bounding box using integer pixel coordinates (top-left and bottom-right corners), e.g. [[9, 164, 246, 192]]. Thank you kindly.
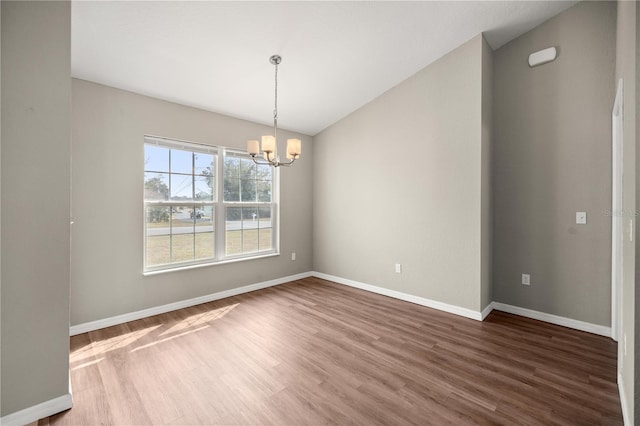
[[42, 277, 622, 425]]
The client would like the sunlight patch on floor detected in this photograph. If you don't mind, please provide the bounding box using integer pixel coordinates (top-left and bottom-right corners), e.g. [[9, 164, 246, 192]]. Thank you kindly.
[[159, 303, 238, 336], [131, 325, 210, 352]]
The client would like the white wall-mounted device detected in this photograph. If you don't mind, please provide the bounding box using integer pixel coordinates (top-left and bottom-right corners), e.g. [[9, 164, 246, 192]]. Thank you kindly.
[[528, 47, 557, 67], [576, 212, 587, 225]]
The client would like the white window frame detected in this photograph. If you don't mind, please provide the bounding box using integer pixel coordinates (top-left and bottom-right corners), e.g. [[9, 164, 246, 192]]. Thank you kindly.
[[143, 135, 279, 273]]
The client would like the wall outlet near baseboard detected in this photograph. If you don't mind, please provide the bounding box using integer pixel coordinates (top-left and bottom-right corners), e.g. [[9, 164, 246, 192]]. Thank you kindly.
[[521, 274, 530, 285], [395, 263, 402, 274], [291, 252, 296, 261]]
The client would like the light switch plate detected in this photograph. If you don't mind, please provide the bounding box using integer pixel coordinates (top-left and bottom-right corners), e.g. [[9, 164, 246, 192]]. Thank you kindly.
[[576, 212, 587, 225]]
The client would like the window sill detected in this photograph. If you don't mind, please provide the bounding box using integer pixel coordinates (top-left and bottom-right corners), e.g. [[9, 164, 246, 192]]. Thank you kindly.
[[143, 252, 280, 276]]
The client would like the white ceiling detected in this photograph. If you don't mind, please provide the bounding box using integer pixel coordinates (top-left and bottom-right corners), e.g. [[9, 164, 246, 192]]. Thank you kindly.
[[72, 1, 577, 136]]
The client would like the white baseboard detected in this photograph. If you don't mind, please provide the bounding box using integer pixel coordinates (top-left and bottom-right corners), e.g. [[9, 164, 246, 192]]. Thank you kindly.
[[0, 393, 72, 426], [311, 271, 484, 321], [70, 272, 312, 336], [70, 271, 612, 340], [618, 373, 631, 426], [310, 273, 611, 338], [481, 301, 495, 320], [491, 302, 611, 337]]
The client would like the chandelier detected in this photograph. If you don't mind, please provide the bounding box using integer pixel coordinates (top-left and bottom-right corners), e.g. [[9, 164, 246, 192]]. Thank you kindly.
[[247, 55, 301, 167]]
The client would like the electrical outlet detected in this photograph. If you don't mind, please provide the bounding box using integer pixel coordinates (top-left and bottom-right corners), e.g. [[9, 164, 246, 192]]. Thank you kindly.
[[522, 274, 530, 286], [291, 252, 296, 261], [576, 211, 587, 225], [395, 263, 402, 274]]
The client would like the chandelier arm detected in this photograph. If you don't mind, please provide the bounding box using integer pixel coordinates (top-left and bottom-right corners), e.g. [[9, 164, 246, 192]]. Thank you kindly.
[[250, 156, 269, 166], [249, 153, 298, 168], [276, 156, 298, 167]]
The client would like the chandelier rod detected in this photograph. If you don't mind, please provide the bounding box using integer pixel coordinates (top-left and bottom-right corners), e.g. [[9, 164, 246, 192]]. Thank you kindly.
[[272, 55, 279, 153]]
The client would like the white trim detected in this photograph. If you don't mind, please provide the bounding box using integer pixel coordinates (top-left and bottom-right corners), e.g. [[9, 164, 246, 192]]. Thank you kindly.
[[611, 78, 624, 342], [70, 272, 312, 336], [142, 253, 279, 276], [310, 272, 611, 337], [0, 393, 72, 426], [71, 271, 614, 339], [618, 373, 631, 426], [311, 271, 484, 321], [492, 302, 611, 337], [481, 301, 495, 320]]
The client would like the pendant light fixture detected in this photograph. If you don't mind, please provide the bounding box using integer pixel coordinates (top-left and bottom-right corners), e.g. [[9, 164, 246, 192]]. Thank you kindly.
[[247, 55, 301, 167]]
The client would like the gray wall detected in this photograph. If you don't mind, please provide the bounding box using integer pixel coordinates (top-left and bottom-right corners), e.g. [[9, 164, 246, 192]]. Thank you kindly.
[[71, 79, 313, 326], [313, 35, 490, 314], [616, 0, 637, 422], [636, 4, 640, 419], [1, 1, 71, 416], [492, 1, 616, 326]]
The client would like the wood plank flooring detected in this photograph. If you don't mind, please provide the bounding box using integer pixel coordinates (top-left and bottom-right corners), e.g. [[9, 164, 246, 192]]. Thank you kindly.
[[43, 277, 622, 425]]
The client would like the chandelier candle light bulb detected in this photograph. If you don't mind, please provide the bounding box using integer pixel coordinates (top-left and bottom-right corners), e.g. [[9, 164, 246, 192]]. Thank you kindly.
[[261, 135, 276, 153], [286, 139, 301, 159], [247, 140, 260, 156], [246, 54, 301, 168]]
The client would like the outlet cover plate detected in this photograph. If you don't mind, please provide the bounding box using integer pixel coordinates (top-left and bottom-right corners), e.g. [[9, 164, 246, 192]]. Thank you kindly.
[[576, 212, 587, 225]]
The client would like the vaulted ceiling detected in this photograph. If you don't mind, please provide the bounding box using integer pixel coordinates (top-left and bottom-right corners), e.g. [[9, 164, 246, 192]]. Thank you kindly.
[[72, 1, 577, 135]]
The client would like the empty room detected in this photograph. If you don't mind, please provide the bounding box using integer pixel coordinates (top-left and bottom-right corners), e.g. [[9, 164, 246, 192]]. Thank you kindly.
[[1, 1, 639, 425]]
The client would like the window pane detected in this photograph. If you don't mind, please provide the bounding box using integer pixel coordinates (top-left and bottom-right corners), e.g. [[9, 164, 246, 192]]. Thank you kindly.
[[242, 228, 259, 253], [257, 181, 272, 202], [146, 235, 170, 266], [172, 204, 194, 224], [256, 164, 272, 181], [171, 149, 192, 174], [259, 229, 272, 251], [223, 156, 240, 202], [146, 205, 171, 267], [194, 153, 214, 175], [171, 206, 194, 263], [226, 207, 242, 255], [195, 206, 214, 239], [144, 173, 169, 201], [172, 234, 194, 263], [195, 176, 213, 201], [240, 158, 256, 179], [242, 207, 258, 253], [240, 179, 257, 202], [259, 207, 272, 251], [224, 177, 239, 201], [145, 145, 170, 173], [242, 207, 258, 231], [224, 156, 240, 179], [258, 207, 272, 228], [195, 232, 214, 260], [146, 206, 171, 228], [226, 230, 242, 255], [170, 174, 193, 201], [195, 206, 214, 260]]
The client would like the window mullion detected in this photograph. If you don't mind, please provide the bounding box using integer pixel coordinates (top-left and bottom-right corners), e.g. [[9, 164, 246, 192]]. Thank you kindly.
[[168, 150, 173, 263], [192, 153, 196, 260], [215, 148, 225, 259]]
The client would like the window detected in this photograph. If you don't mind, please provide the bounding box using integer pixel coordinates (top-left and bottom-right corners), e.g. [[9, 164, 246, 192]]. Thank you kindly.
[[144, 136, 277, 272]]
